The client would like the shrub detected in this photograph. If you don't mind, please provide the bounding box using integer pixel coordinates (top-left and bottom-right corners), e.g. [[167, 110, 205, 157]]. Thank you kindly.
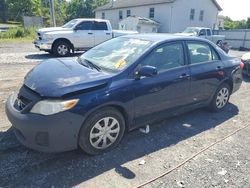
[[0, 27, 36, 39]]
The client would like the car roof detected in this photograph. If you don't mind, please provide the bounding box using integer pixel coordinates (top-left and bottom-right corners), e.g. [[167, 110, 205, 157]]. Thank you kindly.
[[121, 33, 205, 43], [75, 18, 109, 22]]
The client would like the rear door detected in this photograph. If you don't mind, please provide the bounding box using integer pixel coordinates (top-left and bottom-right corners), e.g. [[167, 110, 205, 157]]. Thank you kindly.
[[73, 21, 95, 49], [93, 21, 112, 45], [132, 42, 191, 125], [186, 41, 224, 103]]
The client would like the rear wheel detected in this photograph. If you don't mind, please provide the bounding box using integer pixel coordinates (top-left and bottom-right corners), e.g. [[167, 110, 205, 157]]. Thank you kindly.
[[52, 41, 71, 57], [78, 107, 125, 155], [209, 83, 231, 112]]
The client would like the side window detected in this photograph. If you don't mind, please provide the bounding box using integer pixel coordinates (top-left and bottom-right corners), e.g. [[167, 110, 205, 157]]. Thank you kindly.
[[93, 22, 108, 30], [187, 42, 213, 64], [206, 29, 211, 36], [211, 47, 220, 60], [139, 43, 185, 73], [76, 21, 93, 30], [199, 29, 206, 36]]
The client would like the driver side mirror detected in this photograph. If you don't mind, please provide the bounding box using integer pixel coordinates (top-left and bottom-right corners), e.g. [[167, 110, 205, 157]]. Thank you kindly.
[[135, 65, 158, 79]]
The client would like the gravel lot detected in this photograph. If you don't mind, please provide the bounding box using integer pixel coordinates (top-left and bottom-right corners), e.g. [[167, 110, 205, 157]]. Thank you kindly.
[[0, 42, 249, 188]]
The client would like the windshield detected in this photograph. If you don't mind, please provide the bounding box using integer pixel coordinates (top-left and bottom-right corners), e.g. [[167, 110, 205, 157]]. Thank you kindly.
[[79, 37, 152, 73], [62, 19, 78, 28], [183, 27, 199, 34]]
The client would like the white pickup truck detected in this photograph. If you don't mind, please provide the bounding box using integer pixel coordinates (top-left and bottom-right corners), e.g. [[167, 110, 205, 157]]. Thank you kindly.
[[180, 27, 225, 44], [179, 27, 229, 53], [34, 18, 137, 57]]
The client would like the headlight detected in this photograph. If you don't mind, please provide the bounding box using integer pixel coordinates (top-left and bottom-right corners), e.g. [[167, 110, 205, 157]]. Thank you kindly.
[[43, 34, 53, 40], [30, 99, 79, 115]]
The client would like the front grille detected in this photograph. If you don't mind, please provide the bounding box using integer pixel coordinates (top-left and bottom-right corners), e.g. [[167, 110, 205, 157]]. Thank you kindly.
[[37, 32, 42, 40], [13, 85, 41, 112], [14, 95, 31, 111]]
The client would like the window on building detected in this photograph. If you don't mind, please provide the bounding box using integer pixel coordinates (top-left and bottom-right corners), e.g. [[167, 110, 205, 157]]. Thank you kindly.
[[102, 12, 105, 19], [190, 9, 195, 20], [199, 10, 204, 21], [127, 10, 131, 17], [149, 8, 155, 19], [119, 10, 123, 20]]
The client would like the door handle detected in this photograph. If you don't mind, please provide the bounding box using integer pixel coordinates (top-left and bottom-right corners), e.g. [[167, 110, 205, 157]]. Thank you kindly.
[[106, 33, 111, 35], [88, 32, 93, 35], [179, 73, 190, 79], [216, 66, 223, 70]]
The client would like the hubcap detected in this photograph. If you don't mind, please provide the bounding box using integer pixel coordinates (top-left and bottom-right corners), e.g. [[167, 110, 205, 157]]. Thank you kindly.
[[216, 87, 229, 109], [57, 44, 68, 55], [89, 117, 120, 149]]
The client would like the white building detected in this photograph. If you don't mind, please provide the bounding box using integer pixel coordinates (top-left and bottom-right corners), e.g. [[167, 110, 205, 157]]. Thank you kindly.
[[95, 0, 222, 33], [119, 16, 160, 33]]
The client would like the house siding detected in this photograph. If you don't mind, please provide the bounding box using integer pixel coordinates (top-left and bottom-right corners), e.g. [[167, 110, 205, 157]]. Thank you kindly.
[[95, 0, 219, 33]]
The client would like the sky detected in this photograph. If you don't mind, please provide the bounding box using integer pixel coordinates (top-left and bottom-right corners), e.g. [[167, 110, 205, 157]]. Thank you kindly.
[[217, 0, 250, 20]]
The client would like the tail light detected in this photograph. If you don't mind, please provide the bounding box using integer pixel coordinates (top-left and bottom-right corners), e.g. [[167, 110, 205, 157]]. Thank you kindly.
[[240, 60, 244, 69]]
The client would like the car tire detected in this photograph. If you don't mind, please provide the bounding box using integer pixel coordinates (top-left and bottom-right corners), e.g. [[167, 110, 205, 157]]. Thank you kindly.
[[78, 107, 125, 155], [52, 41, 71, 57], [209, 83, 231, 112]]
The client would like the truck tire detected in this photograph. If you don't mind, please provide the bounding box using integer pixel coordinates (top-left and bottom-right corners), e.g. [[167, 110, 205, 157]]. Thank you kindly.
[[53, 40, 71, 57]]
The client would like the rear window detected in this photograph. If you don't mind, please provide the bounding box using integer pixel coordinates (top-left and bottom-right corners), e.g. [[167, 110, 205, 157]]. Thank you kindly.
[[93, 22, 108, 30]]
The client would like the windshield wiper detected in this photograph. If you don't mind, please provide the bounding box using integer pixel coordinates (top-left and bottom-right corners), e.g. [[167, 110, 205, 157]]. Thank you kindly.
[[85, 59, 102, 72], [77, 57, 101, 72]]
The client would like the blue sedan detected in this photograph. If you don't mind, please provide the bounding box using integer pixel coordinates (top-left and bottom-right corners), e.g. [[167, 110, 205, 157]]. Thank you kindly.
[[6, 34, 244, 154]]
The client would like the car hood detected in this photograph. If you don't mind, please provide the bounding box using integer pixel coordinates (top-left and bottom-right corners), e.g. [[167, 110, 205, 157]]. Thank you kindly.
[[24, 58, 112, 98], [37, 27, 72, 34], [176, 32, 196, 36]]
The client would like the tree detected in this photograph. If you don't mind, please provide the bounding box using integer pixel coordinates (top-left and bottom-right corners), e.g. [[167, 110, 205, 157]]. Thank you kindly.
[[247, 17, 250, 29], [224, 16, 247, 30], [65, 0, 108, 21], [0, 0, 7, 22]]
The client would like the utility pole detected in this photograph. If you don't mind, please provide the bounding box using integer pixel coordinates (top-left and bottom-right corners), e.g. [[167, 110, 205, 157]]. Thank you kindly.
[[49, 0, 56, 27]]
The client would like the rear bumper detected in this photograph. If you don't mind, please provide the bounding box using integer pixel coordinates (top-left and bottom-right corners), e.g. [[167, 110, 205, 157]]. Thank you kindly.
[[5, 93, 85, 152], [33, 39, 52, 51]]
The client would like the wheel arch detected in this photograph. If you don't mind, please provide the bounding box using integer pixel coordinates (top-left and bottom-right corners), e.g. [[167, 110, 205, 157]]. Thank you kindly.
[[52, 38, 74, 51]]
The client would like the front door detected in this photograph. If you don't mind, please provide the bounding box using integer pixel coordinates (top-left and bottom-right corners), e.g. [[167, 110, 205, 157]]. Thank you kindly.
[[93, 21, 112, 45], [132, 42, 191, 126], [73, 21, 95, 49]]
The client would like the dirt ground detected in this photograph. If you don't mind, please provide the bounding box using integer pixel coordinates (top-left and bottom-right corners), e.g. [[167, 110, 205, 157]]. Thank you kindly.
[[0, 42, 250, 188]]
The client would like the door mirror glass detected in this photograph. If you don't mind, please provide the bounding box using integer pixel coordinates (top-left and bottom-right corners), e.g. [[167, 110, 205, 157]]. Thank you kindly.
[[136, 65, 158, 78]]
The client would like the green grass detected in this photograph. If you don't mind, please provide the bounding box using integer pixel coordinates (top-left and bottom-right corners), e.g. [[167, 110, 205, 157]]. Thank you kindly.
[[0, 21, 21, 27], [0, 37, 34, 42], [0, 27, 36, 41]]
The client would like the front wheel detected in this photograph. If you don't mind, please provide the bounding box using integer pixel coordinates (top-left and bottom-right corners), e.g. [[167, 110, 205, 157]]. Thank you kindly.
[[78, 107, 125, 155], [52, 41, 71, 57], [209, 83, 231, 112]]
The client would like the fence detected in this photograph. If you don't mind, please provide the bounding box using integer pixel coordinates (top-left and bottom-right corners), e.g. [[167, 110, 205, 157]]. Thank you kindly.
[[213, 29, 250, 50], [23, 16, 43, 28]]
